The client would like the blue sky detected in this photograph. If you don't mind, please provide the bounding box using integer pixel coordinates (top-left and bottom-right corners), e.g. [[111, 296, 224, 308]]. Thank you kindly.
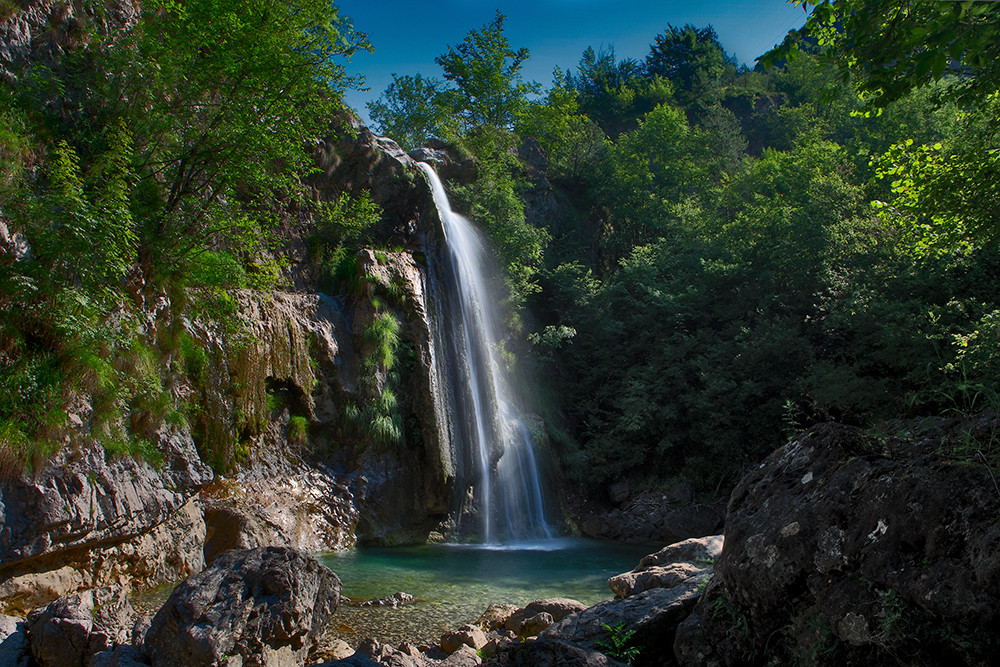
[[336, 0, 809, 126]]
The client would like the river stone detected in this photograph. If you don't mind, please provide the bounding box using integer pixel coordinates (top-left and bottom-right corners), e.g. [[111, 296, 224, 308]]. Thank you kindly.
[[504, 597, 588, 636], [26, 585, 135, 667], [143, 546, 340, 667], [440, 624, 487, 654], [475, 604, 518, 631], [542, 584, 703, 656]]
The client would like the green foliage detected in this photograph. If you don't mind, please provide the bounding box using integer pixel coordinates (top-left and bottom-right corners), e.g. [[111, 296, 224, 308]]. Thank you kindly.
[[645, 24, 739, 116], [288, 415, 309, 446], [364, 311, 401, 371], [367, 73, 457, 150], [594, 622, 640, 664], [311, 190, 382, 293], [434, 12, 540, 132], [771, 1, 1000, 111], [872, 117, 1000, 255]]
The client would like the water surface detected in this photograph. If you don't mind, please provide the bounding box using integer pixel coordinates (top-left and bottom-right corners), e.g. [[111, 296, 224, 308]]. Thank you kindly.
[[320, 538, 657, 646]]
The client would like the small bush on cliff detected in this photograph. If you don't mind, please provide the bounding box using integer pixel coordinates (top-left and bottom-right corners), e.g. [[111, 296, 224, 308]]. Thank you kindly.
[[288, 415, 309, 446]]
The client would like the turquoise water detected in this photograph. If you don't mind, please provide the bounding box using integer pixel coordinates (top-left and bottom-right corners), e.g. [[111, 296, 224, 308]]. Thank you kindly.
[[319, 538, 657, 646]]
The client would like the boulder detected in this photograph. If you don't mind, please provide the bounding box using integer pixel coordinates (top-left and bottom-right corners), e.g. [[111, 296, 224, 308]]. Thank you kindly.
[[543, 585, 702, 661], [26, 585, 135, 667], [677, 415, 1000, 666], [0, 615, 30, 667], [90, 646, 151, 667], [440, 624, 487, 654], [484, 638, 626, 666], [143, 546, 340, 667], [608, 535, 722, 599], [504, 597, 588, 637], [475, 604, 518, 631]]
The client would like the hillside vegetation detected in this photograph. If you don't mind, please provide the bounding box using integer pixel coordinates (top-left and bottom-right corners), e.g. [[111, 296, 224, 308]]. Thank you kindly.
[[367, 3, 1000, 491]]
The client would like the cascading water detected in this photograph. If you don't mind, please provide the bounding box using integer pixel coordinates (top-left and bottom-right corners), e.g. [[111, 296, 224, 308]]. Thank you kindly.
[[418, 162, 553, 545]]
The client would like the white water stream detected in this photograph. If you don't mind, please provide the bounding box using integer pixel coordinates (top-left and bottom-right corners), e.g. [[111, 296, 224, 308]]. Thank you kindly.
[[418, 162, 552, 544]]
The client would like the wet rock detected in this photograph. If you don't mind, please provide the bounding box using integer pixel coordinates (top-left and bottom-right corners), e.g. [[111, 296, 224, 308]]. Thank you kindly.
[[608, 535, 722, 599], [144, 546, 340, 667], [26, 585, 135, 667], [677, 415, 1000, 666]]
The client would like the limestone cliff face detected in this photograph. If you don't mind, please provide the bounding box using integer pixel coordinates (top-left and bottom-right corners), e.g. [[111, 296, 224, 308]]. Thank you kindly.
[[0, 120, 460, 611]]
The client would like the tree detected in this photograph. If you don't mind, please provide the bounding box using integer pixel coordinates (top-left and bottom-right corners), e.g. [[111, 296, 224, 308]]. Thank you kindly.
[[367, 73, 456, 150], [434, 12, 540, 132], [765, 0, 1000, 110], [645, 24, 738, 114], [48, 0, 371, 279]]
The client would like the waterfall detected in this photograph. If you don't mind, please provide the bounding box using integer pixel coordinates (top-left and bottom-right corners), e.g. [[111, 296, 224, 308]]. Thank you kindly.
[[418, 162, 553, 545]]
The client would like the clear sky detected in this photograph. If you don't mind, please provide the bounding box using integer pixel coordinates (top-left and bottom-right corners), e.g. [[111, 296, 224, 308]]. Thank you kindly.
[[336, 0, 809, 126]]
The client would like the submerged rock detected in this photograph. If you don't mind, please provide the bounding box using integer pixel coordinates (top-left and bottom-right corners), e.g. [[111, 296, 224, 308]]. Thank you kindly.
[[143, 546, 340, 667]]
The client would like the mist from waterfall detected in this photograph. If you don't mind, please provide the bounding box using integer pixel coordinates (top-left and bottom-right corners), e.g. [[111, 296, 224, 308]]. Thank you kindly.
[[418, 162, 553, 545]]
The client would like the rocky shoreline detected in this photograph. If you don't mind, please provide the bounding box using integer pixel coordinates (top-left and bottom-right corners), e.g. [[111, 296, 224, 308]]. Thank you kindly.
[[0, 534, 724, 667]]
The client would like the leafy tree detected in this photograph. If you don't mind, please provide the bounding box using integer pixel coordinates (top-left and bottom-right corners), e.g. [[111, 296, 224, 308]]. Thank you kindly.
[[645, 24, 739, 115], [767, 0, 1000, 110], [434, 11, 540, 132], [565, 46, 673, 137], [367, 73, 456, 150]]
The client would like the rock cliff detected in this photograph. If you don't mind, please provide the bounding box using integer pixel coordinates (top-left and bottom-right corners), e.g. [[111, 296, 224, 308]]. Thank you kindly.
[[1, 112, 462, 609]]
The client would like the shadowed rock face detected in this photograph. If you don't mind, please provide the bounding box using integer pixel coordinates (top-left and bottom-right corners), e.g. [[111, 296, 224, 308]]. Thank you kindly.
[[676, 414, 1000, 666], [0, 428, 213, 613], [144, 546, 341, 667]]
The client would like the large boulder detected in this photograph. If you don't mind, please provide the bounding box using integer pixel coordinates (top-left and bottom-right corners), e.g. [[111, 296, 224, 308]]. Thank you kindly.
[[677, 415, 1000, 666], [504, 598, 588, 637], [484, 638, 626, 667], [608, 536, 722, 599], [540, 536, 720, 666], [143, 546, 341, 667], [26, 585, 135, 667]]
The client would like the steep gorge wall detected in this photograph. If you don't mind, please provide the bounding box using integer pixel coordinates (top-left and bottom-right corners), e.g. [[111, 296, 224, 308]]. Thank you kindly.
[[0, 117, 460, 610]]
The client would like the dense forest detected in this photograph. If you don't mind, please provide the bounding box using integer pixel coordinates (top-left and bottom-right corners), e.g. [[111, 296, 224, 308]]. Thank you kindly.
[[366, 3, 1000, 491], [2, 0, 999, 500]]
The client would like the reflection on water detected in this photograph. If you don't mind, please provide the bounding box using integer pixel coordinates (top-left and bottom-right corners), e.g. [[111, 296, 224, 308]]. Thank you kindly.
[[319, 538, 656, 646]]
